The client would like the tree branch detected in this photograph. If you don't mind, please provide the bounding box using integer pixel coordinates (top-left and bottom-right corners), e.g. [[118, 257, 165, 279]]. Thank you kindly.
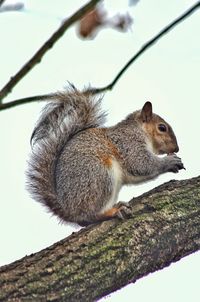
[[90, 1, 200, 94], [0, 176, 200, 301], [0, 1, 199, 111], [0, 94, 54, 111], [0, 0, 5, 7], [0, 3, 24, 13], [0, 0, 101, 103]]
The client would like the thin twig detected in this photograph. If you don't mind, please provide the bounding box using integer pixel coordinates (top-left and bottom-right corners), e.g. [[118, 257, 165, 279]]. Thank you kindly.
[[0, 0, 101, 102], [0, 1, 199, 111], [0, 94, 54, 111], [90, 1, 200, 94], [0, 3, 24, 13]]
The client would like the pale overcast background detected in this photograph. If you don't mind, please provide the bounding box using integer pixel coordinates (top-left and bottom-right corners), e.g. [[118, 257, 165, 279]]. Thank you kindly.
[[0, 0, 200, 301]]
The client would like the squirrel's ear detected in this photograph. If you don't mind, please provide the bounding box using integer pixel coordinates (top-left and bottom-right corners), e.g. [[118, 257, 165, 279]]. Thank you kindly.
[[141, 101, 152, 122]]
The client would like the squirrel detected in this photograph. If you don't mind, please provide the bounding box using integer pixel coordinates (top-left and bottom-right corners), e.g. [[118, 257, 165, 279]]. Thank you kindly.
[[27, 86, 184, 226]]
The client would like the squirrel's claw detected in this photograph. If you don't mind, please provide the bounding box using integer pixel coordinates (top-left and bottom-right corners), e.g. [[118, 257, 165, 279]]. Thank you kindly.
[[115, 202, 132, 220]]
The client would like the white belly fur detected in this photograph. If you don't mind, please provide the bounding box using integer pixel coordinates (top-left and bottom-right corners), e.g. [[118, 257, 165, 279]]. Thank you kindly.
[[100, 159, 123, 213]]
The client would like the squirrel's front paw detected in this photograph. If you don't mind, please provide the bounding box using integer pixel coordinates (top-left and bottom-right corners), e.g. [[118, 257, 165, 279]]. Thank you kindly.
[[165, 154, 185, 173]]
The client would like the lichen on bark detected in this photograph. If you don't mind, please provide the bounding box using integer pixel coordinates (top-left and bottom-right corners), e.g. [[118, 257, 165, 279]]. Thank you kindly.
[[0, 176, 200, 301]]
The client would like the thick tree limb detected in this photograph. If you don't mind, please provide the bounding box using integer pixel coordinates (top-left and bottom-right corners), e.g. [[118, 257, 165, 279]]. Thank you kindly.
[[0, 0, 101, 103], [0, 1, 199, 111], [0, 176, 200, 301]]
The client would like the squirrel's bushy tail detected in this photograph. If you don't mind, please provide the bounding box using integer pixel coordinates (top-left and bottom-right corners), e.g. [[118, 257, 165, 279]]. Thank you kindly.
[[27, 87, 106, 222]]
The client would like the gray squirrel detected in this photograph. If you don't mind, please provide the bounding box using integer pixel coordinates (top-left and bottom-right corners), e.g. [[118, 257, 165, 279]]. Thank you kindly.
[[27, 87, 184, 226]]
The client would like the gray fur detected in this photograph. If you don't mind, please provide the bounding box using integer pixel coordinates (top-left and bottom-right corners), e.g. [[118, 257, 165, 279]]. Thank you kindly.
[[106, 113, 182, 183], [27, 87, 106, 224], [27, 88, 184, 225]]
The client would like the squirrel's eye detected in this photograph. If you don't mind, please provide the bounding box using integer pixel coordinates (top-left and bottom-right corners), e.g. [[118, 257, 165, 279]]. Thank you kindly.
[[158, 123, 167, 132]]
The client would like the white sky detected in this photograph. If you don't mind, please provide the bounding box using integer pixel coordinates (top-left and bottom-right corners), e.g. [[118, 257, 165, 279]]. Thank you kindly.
[[0, 1, 200, 301]]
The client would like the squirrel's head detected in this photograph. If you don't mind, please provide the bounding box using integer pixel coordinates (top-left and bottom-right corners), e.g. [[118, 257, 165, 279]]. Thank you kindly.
[[139, 102, 179, 155]]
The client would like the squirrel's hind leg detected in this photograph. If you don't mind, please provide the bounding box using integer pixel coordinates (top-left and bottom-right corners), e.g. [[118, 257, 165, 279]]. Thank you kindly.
[[100, 202, 132, 221], [78, 203, 131, 226]]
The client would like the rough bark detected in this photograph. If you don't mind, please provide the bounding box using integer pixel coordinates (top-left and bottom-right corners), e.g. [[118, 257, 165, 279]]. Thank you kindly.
[[0, 176, 200, 301]]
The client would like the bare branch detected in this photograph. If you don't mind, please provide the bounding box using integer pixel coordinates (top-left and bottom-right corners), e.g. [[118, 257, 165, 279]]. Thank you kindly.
[[0, 0, 6, 7], [0, 94, 54, 111], [0, 1, 199, 111], [0, 0, 101, 103], [90, 1, 200, 94], [0, 3, 24, 13]]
